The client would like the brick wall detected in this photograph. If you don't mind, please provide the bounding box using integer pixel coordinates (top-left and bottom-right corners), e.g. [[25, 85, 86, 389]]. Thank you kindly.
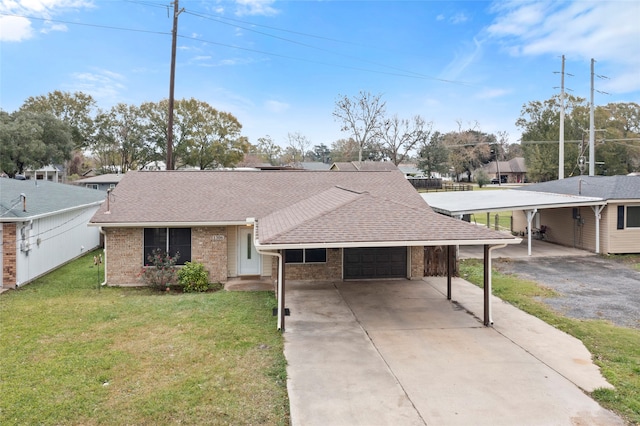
[[271, 248, 343, 280], [106, 226, 230, 286], [2, 223, 17, 288], [192, 227, 227, 283], [105, 228, 143, 285]]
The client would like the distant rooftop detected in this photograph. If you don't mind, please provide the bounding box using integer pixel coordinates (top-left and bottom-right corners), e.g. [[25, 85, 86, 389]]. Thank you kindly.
[[516, 175, 640, 200]]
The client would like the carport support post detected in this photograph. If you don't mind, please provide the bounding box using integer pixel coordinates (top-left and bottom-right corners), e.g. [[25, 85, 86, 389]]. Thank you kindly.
[[525, 209, 537, 256], [483, 245, 490, 326], [278, 253, 286, 331], [591, 205, 605, 254]]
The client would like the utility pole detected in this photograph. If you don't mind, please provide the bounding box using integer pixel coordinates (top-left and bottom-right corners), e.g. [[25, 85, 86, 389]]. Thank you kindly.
[[559, 55, 566, 179], [167, 0, 183, 171], [589, 58, 595, 176]]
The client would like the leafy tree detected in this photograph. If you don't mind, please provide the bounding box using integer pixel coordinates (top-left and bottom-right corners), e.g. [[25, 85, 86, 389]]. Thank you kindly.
[[256, 135, 282, 166], [177, 99, 248, 169], [330, 138, 359, 162], [418, 131, 449, 177], [310, 144, 331, 163], [517, 97, 639, 180], [442, 124, 494, 182], [379, 114, 432, 165], [93, 103, 158, 173], [333, 91, 386, 162], [20, 90, 96, 149], [0, 110, 73, 176]]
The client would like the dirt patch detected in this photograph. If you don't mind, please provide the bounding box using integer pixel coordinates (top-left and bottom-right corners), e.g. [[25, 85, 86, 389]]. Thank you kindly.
[[495, 255, 640, 329]]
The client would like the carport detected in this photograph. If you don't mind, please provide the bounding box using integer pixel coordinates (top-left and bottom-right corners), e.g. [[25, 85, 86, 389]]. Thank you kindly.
[[247, 185, 521, 331], [422, 190, 606, 256]]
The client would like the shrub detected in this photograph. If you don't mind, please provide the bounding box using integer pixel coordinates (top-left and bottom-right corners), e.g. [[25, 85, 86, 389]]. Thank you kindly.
[[178, 261, 210, 293], [139, 249, 179, 290], [475, 170, 489, 188]]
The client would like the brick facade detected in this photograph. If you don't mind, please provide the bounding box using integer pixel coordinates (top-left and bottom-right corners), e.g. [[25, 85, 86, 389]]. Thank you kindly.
[[2, 223, 17, 288], [105, 226, 425, 286], [105, 228, 143, 285], [191, 227, 227, 283]]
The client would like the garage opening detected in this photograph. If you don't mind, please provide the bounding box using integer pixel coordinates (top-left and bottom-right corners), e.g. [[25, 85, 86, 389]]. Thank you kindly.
[[344, 247, 407, 279]]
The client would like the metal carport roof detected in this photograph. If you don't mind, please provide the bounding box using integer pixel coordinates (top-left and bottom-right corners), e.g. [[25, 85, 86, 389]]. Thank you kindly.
[[421, 189, 607, 256], [421, 190, 605, 217]]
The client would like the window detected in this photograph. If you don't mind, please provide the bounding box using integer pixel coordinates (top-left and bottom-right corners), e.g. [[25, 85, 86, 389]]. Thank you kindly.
[[617, 206, 624, 230], [284, 248, 327, 264], [626, 206, 640, 228], [86, 184, 99, 190], [143, 228, 191, 265]]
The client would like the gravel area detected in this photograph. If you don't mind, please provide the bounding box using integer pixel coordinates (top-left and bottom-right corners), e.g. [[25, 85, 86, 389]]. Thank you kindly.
[[494, 256, 640, 329]]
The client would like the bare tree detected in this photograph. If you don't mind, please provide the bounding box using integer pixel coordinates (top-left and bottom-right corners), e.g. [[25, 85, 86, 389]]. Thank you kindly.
[[285, 132, 311, 164], [380, 114, 432, 165], [333, 91, 386, 163]]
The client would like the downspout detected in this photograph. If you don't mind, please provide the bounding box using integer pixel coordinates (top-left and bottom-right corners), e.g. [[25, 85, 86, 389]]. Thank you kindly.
[[99, 226, 107, 286], [486, 243, 508, 325], [249, 218, 285, 331]]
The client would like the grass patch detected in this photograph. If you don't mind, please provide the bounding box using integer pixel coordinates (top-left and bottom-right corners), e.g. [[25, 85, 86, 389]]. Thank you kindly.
[[460, 259, 640, 424], [470, 210, 512, 231], [0, 250, 289, 425]]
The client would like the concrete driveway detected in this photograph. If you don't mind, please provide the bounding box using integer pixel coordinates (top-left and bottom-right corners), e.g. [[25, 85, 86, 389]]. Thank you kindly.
[[284, 278, 623, 426]]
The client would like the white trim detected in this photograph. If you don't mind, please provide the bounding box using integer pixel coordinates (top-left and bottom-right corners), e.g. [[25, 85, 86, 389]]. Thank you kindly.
[[254, 239, 521, 250]]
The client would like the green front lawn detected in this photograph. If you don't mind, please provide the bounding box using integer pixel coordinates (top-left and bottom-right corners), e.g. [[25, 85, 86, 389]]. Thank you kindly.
[[461, 259, 640, 424], [0, 251, 289, 425]]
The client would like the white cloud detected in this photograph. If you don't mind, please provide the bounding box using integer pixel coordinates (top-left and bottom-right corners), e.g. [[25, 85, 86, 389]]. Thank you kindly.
[[41, 20, 67, 33], [234, 0, 278, 17], [0, 0, 93, 41], [264, 100, 289, 113], [450, 12, 469, 24], [474, 88, 511, 100], [486, 0, 640, 93], [440, 37, 484, 81], [0, 14, 33, 41], [65, 68, 126, 104]]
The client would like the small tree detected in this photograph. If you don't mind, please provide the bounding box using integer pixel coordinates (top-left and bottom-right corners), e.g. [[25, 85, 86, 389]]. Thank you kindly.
[[475, 170, 490, 188], [139, 249, 179, 290]]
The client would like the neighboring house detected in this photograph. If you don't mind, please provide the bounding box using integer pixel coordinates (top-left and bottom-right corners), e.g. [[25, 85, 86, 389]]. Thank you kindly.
[[23, 165, 63, 182], [73, 173, 123, 191], [330, 161, 398, 171], [89, 170, 519, 328], [477, 157, 527, 183], [1, 178, 105, 289], [513, 175, 640, 254]]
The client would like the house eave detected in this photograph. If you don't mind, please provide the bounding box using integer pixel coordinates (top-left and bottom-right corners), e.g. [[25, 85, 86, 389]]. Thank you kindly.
[[254, 238, 522, 250]]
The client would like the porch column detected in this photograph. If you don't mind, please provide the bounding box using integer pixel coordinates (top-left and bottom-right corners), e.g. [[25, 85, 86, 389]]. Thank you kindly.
[[524, 208, 537, 256], [483, 245, 490, 326], [591, 205, 605, 254]]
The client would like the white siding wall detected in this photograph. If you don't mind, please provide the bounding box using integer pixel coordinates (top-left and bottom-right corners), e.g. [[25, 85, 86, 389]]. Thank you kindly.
[[15, 206, 101, 286]]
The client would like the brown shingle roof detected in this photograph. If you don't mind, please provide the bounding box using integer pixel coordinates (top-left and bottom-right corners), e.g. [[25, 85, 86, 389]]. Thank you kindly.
[[90, 170, 517, 246]]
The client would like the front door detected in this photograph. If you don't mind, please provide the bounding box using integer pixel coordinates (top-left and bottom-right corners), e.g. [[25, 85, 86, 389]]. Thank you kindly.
[[238, 227, 261, 275]]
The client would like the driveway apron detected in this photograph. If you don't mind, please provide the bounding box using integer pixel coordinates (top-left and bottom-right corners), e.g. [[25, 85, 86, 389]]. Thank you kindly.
[[283, 279, 623, 426]]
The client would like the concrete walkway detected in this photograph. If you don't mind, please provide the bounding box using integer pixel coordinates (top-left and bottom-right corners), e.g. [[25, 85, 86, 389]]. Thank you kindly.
[[284, 278, 623, 426]]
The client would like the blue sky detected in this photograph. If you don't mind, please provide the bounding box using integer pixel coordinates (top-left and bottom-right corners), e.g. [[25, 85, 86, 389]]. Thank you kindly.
[[1, 0, 639, 149]]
